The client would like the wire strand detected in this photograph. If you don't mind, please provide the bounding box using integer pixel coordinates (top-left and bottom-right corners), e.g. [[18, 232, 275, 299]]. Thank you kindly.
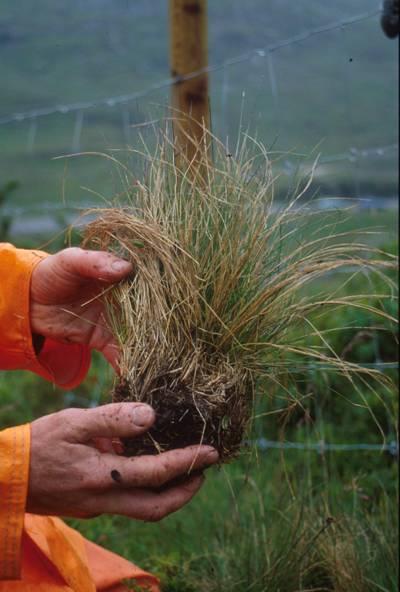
[[251, 438, 399, 454], [0, 9, 380, 126]]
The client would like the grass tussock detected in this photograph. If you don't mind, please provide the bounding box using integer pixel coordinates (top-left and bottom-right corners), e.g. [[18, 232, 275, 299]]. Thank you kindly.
[[82, 129, 397, 460], [165, 499, 399, 592]]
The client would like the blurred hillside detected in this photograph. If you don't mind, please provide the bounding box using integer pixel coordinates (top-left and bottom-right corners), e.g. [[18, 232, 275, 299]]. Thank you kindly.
[[0, 0, 398, 207]]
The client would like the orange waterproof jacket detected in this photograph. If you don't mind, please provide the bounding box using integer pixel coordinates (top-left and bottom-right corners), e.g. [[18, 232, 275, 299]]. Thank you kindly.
[[0, 244, 160, 592]]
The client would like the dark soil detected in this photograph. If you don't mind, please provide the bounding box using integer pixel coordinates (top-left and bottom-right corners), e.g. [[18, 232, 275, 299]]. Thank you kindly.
[[112, 378, 251, 460]]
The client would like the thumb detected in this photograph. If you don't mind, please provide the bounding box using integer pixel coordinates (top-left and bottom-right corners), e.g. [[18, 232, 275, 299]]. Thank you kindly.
[[65, 403, 155, 442], [54, 247, 133, 283]]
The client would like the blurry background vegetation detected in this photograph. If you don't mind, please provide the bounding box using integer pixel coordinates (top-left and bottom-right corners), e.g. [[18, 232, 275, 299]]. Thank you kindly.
[[0, 0, 398, 208], [0, 0, 398, 590]]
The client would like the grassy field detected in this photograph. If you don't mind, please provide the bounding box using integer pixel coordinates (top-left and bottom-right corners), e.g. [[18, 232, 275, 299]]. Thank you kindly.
[[1, 349, 397, 591], [0, 208, 397, 591]]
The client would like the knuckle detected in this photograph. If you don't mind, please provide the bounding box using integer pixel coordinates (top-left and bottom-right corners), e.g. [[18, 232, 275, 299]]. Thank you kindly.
[[154, 458, 172, 487], [76, 470, 95, 490], [148, 464, 165, 489], [66, 246, 82, 256], [161, 458, 172, 475], [79, 457, 103, 486], [97, 410, 112, 433], [59, 408, 82, 436], [96, 405, 123, 434], [110, 402, 128, 416], [171, 448, 189, 467], [61, 407, 80, 421], [103, 403, 126, 423], [59, 246, 80, 265], [79, 456, 105, 490]]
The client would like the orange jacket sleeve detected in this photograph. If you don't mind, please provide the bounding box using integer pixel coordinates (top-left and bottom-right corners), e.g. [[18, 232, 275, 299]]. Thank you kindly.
[[0, 425, 30, 580], [0, 243, 91, 388], [0, 243, 89, 580]]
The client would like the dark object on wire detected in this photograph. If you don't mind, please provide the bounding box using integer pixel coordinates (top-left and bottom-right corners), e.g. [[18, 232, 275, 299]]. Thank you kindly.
[[381, 0, 399, 38]]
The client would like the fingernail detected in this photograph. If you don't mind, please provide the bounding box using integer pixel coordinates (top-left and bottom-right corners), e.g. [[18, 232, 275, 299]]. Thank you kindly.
[[132, 404, 155, 427], [111, 259, 131, 273]]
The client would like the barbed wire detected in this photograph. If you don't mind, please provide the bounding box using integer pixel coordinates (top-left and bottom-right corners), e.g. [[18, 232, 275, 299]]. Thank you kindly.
[[286, 362, 398, 371], [278, 142, 398, 176], [251, 438, 399, 455], [1, 180, 397, 219], [319, 143, 398, 165], [0, 9, 380, 127]]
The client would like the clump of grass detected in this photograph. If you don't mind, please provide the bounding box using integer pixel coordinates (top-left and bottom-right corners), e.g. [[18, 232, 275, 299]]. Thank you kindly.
[[168, 497, 399, 592], [82, 130, 397, 460]]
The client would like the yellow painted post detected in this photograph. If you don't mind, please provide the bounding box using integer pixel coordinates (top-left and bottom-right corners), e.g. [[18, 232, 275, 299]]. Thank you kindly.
[[169, 0, 210, 166]]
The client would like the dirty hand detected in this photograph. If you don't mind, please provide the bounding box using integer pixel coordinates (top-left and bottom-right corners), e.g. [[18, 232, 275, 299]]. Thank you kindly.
[[28, 403, 219, 520], [30, 247, 133, 369]]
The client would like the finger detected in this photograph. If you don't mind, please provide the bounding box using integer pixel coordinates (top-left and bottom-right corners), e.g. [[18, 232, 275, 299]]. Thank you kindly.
[[63, 403, 155, 443], [88, 321, 120, 370], [92, 437, 124, 455], [56, 247, 133, 283], [92, 437, 115, 454], [112, 438, 125, 455], [98, 445, 219, 489], [98, 473, 205, 520], [101, 341, 120, 372]]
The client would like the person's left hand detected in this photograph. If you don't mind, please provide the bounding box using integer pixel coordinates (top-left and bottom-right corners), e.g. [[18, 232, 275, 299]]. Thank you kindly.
[[28, 403, 218, 519], [30, 247, 132, 369]]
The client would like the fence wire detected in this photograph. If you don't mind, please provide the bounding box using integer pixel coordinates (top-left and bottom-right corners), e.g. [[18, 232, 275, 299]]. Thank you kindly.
[[1, 142, 397, 220], [251, 438, 399, 455], [0, 9, 381, 126]]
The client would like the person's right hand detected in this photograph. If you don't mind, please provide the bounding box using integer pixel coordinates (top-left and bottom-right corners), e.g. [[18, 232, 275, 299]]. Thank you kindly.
[[27, 403, 218, 521]]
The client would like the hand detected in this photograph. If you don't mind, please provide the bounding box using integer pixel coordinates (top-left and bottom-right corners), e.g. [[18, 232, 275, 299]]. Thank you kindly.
[[27, 403, 219, 520], [30, 247, 133, 369]]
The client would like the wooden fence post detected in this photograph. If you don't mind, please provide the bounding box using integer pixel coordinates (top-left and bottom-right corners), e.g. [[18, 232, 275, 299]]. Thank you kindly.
[[169, 0, 210, 165]]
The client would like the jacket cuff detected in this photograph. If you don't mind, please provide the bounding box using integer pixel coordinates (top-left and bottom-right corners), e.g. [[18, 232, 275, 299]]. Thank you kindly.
[[0, 244, 91, 389], [0, 424, 30, 580]]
